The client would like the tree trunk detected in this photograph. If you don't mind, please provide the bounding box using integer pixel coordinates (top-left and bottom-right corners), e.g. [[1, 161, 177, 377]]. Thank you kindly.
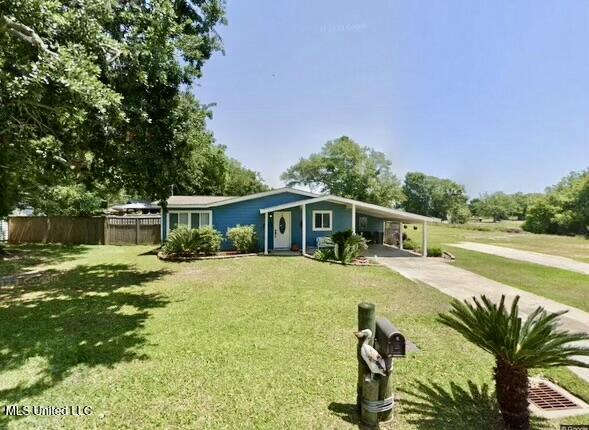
[[495, 358, 529, 430]]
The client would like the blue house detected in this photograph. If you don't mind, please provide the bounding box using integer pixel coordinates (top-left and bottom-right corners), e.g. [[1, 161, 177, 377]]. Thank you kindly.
[[161, 188, 438, 256]]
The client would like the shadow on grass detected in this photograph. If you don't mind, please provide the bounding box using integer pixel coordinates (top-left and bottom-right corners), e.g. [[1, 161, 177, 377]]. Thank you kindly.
[[400, 381, 551, 430], [138, 247, 161, 256], [328, 402, 358, 425], [0, 244, 90, 277], [0, 263, 169, 427]]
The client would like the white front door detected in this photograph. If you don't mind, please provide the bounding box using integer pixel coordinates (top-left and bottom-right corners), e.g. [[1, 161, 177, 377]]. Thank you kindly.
[[273, 211, 291, 249]]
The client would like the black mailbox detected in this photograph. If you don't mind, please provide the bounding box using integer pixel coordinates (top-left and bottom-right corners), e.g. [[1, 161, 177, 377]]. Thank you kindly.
[[375, 317, 406, 358]]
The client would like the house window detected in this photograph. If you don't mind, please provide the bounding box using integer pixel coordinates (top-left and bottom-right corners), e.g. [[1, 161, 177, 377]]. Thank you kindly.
[[313, 210, 332, 231], [169, 211, 212, 232]]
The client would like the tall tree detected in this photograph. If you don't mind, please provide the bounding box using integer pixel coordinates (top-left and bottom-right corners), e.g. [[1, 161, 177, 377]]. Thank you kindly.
[[473, 192, 516, 222], [403, 172, 469, 221], [0, 0, 226, 216], [524, 170, 589, 235], [280, 136, 402, 207], [223, 159, 270, 196]]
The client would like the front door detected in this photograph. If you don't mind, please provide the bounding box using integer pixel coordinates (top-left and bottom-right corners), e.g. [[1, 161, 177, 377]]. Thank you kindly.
[[273, 211, 291, 249]]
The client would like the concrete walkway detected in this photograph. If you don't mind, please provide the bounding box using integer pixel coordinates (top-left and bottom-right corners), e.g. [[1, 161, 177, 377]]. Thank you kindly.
[[451, 242, 589, 275], [378, 255, 589, 382]]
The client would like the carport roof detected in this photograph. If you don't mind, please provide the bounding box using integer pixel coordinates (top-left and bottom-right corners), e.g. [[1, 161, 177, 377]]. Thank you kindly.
[[259, 195, 440, 223]]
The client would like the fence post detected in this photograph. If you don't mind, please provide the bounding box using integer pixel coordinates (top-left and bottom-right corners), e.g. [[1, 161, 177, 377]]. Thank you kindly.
[[378, 357, 393, 422], [135, 218, 140, 244], [44, 217, 50, 243], [103, 217, 109, 245], [357, 303, 376, 412], [361, 376, 380, 428]]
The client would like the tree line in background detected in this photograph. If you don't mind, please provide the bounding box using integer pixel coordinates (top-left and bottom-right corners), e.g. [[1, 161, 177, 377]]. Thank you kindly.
[[1, 1, 584, 236], [522, 170, 589, 235], [1, 0, 267, 218], [282, 136, 588, 236], [23, 158, 269, 216]]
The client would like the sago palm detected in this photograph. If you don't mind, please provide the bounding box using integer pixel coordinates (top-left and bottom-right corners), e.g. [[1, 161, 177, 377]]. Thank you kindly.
[[439, 295, 589, 430]]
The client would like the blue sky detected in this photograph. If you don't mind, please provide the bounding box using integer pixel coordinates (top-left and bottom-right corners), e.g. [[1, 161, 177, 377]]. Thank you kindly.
[[195, 0, 589, 197]]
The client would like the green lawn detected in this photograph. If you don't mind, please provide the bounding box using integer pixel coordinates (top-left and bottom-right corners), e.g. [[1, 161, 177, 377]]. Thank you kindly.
[[406, 223, 589, 263], [445, 246, 589, 313], [0, 245, 587, 429]]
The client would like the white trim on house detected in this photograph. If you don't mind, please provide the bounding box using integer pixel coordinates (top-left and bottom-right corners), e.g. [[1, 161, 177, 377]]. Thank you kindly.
[[264, 212, 269, 255], [422, 221, 428, 257], [312, 210, 333, 231], [166, 209, 213, 236], [301, 204, 306, 253], [165, 187, 320, 209], [260, 195, 440, 223]]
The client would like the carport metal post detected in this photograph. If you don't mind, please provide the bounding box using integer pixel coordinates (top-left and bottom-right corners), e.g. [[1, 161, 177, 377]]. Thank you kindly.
[[302, 204, 306, 254], [264, 212, 268, 254], [351, 203, 356, 234], [399, 222, 403, 249], [422, 222, 428, 257]]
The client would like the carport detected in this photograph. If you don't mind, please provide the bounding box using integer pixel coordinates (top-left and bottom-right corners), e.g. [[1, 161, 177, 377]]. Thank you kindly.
[[260, 195, 440, 256]]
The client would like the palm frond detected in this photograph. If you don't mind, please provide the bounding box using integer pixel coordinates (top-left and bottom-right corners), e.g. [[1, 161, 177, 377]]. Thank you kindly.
[[438, 294, 589, 369]]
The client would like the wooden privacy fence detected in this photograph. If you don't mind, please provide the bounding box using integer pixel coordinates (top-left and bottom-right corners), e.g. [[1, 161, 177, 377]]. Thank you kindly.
[[105, 216, 160, 245], [8, 216, 161, 245]]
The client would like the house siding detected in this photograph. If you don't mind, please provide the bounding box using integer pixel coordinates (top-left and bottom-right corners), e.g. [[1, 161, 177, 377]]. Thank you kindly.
[[162, 192, 314, 251], [161, 192, 389, 252], [304, 201, 353, 248]]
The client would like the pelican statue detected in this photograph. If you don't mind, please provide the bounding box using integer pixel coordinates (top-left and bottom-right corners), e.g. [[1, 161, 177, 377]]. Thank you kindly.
[[354, 328, 387, 377]]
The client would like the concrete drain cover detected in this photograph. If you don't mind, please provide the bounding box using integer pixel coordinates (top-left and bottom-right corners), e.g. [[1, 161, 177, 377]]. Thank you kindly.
[[529, 378, 589, 419]]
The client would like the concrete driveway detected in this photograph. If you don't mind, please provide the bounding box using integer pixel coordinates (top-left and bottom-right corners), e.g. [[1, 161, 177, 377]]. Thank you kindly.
[[363, 244, 418, 258], [451, 242, 589, 275], [377, 253, 589, 382]]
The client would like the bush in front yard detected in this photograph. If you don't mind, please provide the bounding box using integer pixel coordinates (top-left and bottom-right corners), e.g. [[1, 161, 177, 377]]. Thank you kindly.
[[427, 247, 443, 257], [331, 229, 353, 251], [163, 226, 222, 256], [162, 227, 199, 256], [227, 225, 257, 253], [332, 231, 368, 265], [197, 226, 223, 254], [402, 239, 416, 250], [313, 248, 335, 262]]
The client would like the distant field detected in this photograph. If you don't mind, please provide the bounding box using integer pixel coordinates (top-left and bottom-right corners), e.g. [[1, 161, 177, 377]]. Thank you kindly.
[[406, 222, 589, 263]]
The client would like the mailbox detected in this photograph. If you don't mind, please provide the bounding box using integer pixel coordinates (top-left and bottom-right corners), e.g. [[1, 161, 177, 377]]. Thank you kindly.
[[375, 317, 406, 358]]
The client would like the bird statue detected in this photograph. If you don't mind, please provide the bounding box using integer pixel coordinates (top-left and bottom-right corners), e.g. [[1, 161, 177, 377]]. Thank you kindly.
[[354, 329, 387, 377]]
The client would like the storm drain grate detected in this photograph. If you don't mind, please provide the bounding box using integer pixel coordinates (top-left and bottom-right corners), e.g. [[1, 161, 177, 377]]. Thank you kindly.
[[529, 382, 580, 410]]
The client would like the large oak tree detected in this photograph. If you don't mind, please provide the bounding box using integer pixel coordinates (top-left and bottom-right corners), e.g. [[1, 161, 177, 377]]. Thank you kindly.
[[0, 0, 228, 216], [403, 172, 469, 221], [281, 136, 402, 207]]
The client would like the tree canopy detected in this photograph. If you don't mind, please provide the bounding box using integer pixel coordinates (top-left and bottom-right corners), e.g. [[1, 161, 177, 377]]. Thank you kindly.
[[280, 136, 403, 207], [402, 172, 469, 221], [469, 192, 541, 222], [523, 170, 589, 235], [469, 192, 515, 222], [0, 0, 226, 217], [223, 159, 270, 196]]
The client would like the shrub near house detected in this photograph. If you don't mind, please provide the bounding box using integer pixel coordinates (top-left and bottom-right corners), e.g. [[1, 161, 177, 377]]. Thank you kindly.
[[227, 225, 257, 253], [313, 229, 368, 264], [162, 226, 222, 256]]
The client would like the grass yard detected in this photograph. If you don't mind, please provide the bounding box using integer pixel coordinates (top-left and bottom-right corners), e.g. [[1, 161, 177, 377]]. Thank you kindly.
[[405, 222, 589, 314], [445, 247, 589, 313], [0, 245, 587, 429], [406, 223, 589, 263]]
